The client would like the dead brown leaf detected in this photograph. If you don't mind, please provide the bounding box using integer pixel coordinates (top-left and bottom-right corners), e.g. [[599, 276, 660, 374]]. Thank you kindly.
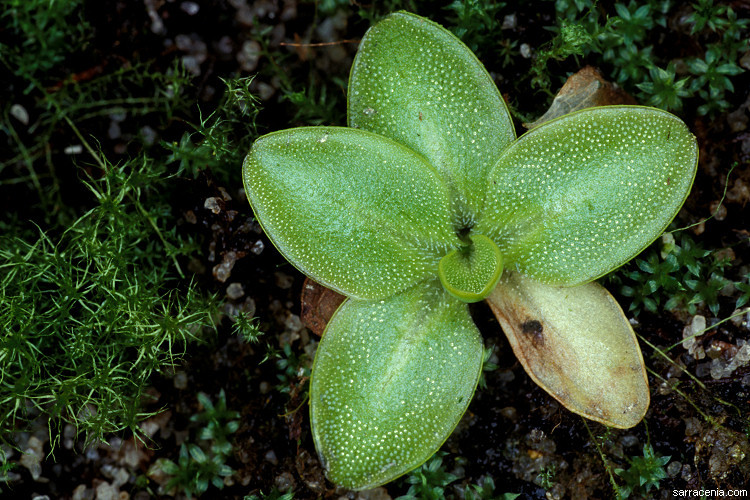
[[525, 66, 637, 129], [300, 277, 346, 337]]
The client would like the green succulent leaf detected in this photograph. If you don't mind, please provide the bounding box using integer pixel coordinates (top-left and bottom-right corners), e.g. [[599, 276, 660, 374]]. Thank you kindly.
[[478, 106, 698, 285], [438, 234, 504, 303], [243, 126, 459, 299], [310, 282, 483, 490], [348, 11, 515, 220]]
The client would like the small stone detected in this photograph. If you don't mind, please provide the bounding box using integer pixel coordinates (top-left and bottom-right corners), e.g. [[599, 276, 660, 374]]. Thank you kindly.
[[727, 177, 750, 205], [683, 315, 707, 358], [709, 200, 727, 221], [144, 0, 166, 34], [181, 55, 202, 76], [235, 5, 254, 26], [727, 107, 748, 132], [108, 121, 121, 140], [204, 197, 221, 214], [63, 424, 76, 450], [213, 251, 238, 282], [684, 417, 701, 436], [180, 1, 199, 15], [275, 272, 294, 289], [356, 487, 391, 500], [256, 81, 275, 101], [499, 406, 518, 421], [728, 443, 746, 463], [695, 362, 711, 378], [95, 481, 118, 500], [520, 43, 532, 58], [140, 126, 157, 146], [667, 460, 682, 477], [681, 463, 694, 481], [216, 36, 233, 55], [265, 449, 278, 465], [226, 282, 244, 300], [219, 186, 232, 201], [502, 13, 517, 30], [85, 447, 100, 461], [740, 50, 750, 71], [275, 471, 295, 492], [658, 380, 673, 395], [546, 484, 565, 500], [121, 439, 150, 469], [238, 40, 262, 72], [109, 110, 126, 122], [241, 297, 256, 317], [251, 239, 265, 255], [705, 342, 724, 360], [10, 103, 29, 125], [20, 436, 44, 480], [736, 344, 750, 363], [72, 484, 92, 500], [173, 371, 188, 389], [660, 232, 675, 256], [621, 434, 639, 448], [175, 34, 193, 51], [710, 358, 728, 379], [285, 314, 303, 334], [690, 315, 706, 336], [250, 0, 278, 19], [113, 467, 130, 488]]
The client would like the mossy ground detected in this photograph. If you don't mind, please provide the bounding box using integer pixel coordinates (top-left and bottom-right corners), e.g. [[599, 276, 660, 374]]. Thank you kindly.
[[1, 1, 749, 498]]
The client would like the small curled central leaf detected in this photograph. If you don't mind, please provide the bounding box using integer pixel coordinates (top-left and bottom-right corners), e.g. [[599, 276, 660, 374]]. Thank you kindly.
[[438, 234, 504, 303]]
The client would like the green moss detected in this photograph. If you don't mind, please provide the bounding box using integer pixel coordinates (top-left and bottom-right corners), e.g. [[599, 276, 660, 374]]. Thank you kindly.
[[0, 157, 219, 449], [0, 0, 90, 90]]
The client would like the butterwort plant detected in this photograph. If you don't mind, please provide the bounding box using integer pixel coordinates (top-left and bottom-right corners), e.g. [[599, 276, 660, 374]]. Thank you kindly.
[[242, 12, 697, 490]]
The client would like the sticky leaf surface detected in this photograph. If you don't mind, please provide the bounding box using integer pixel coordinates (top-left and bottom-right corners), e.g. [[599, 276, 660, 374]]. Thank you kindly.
[[487, 272, 649, 428], [243, 127, 458, 299], [348, 11, 515, 218], [310, 283, 483, 489], [478, 106, 697, 285], [438, 234, 503, 303]]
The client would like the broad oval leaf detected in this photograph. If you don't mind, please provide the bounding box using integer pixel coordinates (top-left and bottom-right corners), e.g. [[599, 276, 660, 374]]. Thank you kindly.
[[310, 282, 483, 490], [438, 234, 504, 303], [477, 106, 698, 285], [243, 127, 459, 299], [487, 272, 649, 429], [348, 11, 515, 220]]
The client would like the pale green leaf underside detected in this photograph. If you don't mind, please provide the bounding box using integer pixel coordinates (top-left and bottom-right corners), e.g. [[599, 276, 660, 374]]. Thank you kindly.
[[310, 282, 483, 490], [348, 11, 515, 220], [438, 234, 504, 303], [487, 272, 649, 429], [477, 106, 698, 285], [243, 127, 459, 299]]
